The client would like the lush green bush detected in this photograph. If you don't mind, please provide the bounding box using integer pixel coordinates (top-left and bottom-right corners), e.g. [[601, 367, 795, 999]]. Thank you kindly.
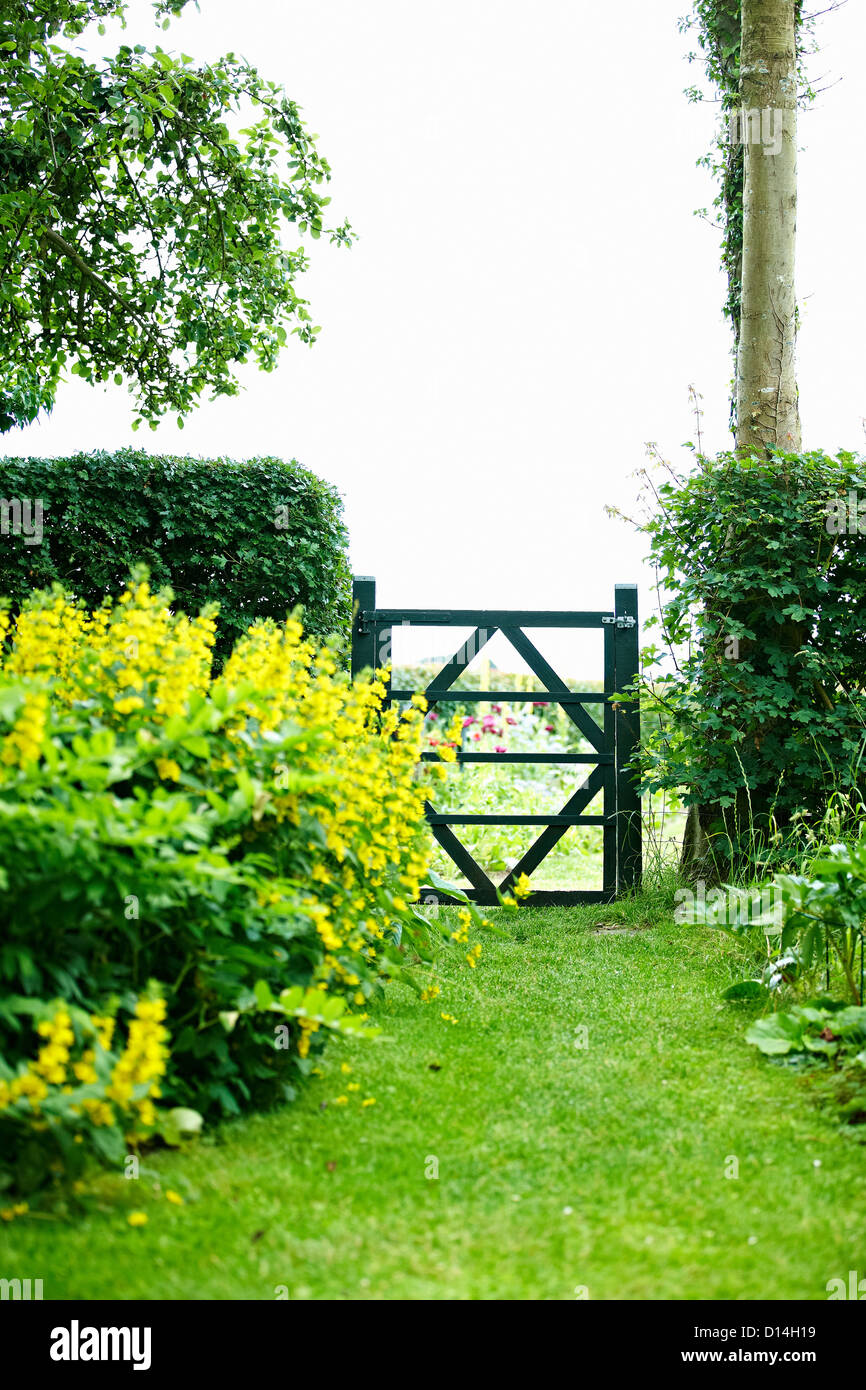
[[636, 448, 866, 865], [689, 818, 866, 1125], [693, 819, 866, 1005], [0, 451, 351, 660], [745, 1002, 866, 1059], [0, 989, 192, 1200], [743, 998, 866, 1128], [0, 575, 493, 1172]]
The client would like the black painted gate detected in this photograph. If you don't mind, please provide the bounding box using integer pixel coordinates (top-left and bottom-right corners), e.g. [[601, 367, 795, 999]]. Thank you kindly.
[[351, 578, 641, 906]]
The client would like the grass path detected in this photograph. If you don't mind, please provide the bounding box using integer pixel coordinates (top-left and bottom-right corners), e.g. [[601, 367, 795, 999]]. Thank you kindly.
[[5, 906, 866, 1300]]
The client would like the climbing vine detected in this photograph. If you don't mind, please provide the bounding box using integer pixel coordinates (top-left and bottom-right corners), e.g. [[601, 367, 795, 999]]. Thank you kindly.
[[678, 1, 816, 425]]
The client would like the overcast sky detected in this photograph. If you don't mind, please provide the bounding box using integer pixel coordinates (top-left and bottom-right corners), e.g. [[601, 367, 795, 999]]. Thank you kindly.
[[4, 0, 864, 674]]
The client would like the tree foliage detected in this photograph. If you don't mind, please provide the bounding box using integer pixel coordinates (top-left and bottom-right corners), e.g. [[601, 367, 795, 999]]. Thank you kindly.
[[0, 0, 353, 431]]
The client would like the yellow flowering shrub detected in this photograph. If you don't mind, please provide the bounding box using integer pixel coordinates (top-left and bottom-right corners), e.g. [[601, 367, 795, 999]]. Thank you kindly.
[[0, 992, 179, 1197], [0, 572, 487, 1134]]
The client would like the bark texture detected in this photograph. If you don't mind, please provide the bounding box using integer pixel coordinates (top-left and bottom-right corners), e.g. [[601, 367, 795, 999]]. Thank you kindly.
[[735, 0, 801, 456]]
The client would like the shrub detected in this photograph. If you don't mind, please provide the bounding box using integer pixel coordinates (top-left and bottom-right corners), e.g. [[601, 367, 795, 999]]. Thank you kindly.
[[745, 1002, 866, 1059], [0, 451, 351, 661], [635, 448, 866, 865], [0, 990, 182, 1199], [0, 573, 479, 1140]]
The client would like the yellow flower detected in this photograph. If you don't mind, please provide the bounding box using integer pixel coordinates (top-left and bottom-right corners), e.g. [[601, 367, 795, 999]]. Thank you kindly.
[[361, 1097, 376, 1107], [333, 1095, 349, 1105], [134, 998, 167, 1023], [137, 1098, 158, 1127], [113, 696, 145, 715], [127, 1211, 148, 1227], [1, 588, 439, 1098], [165, 1190, 184, 1206], [340, 1063, 352, 1075], [0, 692, 49, 768], [513, 873, 532, 900]]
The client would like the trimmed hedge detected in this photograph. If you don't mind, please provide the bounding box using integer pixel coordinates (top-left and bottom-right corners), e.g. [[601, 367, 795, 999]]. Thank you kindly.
[[0, 451, 350, 659]]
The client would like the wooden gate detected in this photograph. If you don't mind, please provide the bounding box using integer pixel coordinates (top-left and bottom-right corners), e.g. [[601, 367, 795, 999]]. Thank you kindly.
[[351, 578, 641, 905]]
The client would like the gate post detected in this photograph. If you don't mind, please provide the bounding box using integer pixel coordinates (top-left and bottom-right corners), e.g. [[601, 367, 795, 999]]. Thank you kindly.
[[602, 623, 617, 900], [614, 583, 642, 891], [351, 576, 376, 678]]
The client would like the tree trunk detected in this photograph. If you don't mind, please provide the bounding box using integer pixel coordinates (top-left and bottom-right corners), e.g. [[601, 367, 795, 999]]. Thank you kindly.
[[735, 0, 801, 456], [679, 1, 803, 884]]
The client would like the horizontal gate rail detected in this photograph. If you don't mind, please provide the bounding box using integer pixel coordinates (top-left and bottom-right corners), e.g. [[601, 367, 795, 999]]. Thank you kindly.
[[391, 688, 607, 703], [427, 814, 607, 826], [360, 609, 613, 628], [350, 576, 641, 906], [420, 751, 612, 764]]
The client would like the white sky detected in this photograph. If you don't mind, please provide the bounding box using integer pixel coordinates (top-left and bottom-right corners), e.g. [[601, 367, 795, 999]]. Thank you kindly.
[[4, 0, 864, 676]]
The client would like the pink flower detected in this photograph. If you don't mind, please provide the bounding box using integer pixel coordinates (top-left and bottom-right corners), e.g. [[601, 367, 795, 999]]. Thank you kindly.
[[506, 717, 516, 726], [462, 716, 475, 728], [492, 704, 502, 714], [428, 711, 438, 721], [495, 745, 506, 754], [545, 724, 555, 733]]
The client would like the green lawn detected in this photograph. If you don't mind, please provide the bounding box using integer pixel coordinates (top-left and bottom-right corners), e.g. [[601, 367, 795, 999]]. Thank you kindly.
[[4, 904, 865, 1300]]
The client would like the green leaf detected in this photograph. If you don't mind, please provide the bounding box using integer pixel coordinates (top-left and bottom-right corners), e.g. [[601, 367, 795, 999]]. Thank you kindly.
[[253, 980, 273, 1010], [422, 867, 469, 901], [167, 1107, 204, 1137], [722, 980, 769, 1001]]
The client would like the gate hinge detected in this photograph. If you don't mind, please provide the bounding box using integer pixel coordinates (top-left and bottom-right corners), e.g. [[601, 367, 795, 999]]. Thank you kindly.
[[357, 609, 373, 636], [602, 615, 636, 630]]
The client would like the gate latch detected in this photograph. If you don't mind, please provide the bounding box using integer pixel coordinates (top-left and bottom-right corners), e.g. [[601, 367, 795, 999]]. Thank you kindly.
[[602, 615, 636, 630]]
